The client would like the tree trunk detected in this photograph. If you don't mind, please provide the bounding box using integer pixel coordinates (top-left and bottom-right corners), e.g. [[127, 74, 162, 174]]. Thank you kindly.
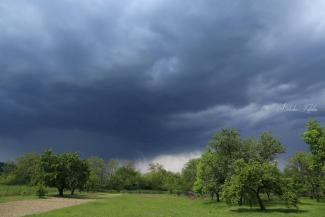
[[58, 188, 64, 197], [256, 189, 265, 210], [266, 192, 271, 201], [71, 188, 75, 195], [216, 192, 220, 202]]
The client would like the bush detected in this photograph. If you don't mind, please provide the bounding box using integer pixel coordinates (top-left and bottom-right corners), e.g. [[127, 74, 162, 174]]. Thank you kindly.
[[36, 184, 47, 198]]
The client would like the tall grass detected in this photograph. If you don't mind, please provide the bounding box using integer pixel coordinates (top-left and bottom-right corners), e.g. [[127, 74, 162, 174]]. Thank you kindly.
[[0, 184, 55, 197]]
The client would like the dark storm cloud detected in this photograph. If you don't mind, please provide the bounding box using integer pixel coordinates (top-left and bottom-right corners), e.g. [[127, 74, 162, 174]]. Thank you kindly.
[[0, 0, 325, 161]]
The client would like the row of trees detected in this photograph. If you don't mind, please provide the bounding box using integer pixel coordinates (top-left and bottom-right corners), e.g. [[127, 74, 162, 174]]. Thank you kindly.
[[193, 130, 294, 210], [0, 151, 90, 196], [0, 152, 190, 195], [0, 119, 324, 210], [192, 120, 325, 210], [285, 120, 325, 201]]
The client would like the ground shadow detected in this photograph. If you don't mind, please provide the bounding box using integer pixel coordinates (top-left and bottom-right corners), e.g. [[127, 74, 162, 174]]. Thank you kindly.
[[232, 207, 307, 214], [50, 194, 97, 199]]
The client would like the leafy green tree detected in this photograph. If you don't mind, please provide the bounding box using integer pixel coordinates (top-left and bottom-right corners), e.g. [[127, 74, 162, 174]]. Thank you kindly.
[[39, 150, 89, 196], [239, 138, 259, 163], [109, 162, 141, 191], [195, 129, 286, 203], [208, 128, 241, 163], [222, 160, 298, 210], [39, 150, 65, 196], [0, 161, 17, 184], [255, 132, 285, 163], [285, 152, 319, 198], [193, 151, 225, 201], [302, 120, 325, 201], [143, 163, 168, 190], [14, 153, 40, 185], [200, 128, 242, 194], [181, 159, 198, 192], [164, 172, 183, 195], [0, 162, 5, 174], [64, 153, 90, 195], [87, 156, 107, 190], [239, 133, 285, 163], [106, 159, 119, 189]]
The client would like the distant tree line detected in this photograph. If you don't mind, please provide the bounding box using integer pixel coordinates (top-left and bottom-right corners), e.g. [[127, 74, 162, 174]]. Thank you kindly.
[[0, 152, 188, 196], [0, 120, 324, 210]]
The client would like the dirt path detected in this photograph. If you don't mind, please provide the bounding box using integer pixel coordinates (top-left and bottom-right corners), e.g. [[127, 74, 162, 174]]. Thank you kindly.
[[0, 197, 94, 217]]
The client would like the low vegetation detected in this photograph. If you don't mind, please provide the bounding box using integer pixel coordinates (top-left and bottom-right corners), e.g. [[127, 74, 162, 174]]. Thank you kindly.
[[0, 119, 324, 212]]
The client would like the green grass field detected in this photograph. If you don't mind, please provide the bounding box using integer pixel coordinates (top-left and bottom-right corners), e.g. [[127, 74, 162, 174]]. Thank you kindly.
[[26, 194, 325, 217]]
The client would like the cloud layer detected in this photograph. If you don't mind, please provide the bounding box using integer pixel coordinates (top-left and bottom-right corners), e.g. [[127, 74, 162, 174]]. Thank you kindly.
[[0, 0, 325, 162]]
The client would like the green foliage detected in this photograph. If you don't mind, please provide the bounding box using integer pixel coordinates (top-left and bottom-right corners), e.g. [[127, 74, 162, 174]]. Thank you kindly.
[[86, 156, 107, 191], [280, 178, 299, 208], [181, 159, 198, 192], [36, 183, 47, 198], [64, 153, 90, 195], [164, 172, 183, 195], [38, 150, 90, 196], [256, 132, 285, 162], [0, 184, 55, 197], [208, 128, 241, 163], [109, 162, 141, 191], [302, 120, 325, 163], [0, 162, 17, 184], [285, 152, 319, 197], [0, 162, 5, 174], [143, 163, 168, 190], [15, 153, 40, 185], [0, 153, 41, 185], [302, 120, 325, 201], [222, 160, 298, 210], [195, 128, 286, 205], [194, 151, 225, 201]]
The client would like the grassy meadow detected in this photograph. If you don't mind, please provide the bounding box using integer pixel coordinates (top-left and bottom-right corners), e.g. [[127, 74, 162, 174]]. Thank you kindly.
[[26, 194, 325, 217]]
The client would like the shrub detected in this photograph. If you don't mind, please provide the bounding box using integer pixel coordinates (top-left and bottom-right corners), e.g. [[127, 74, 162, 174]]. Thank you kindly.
[[36, 184, 47, 198]]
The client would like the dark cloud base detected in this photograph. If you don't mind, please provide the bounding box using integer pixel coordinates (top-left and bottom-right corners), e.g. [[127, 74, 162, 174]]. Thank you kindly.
[[0, 0, 324, 161]]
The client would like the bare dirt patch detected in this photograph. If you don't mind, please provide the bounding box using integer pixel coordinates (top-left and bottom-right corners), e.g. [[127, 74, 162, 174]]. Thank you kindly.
[[0, 197, 94, 217]]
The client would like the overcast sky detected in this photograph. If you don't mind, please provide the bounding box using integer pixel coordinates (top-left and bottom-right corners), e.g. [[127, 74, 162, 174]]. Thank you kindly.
[[0, 0, 325, 170]]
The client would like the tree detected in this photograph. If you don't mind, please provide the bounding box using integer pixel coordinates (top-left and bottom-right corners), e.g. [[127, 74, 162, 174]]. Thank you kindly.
[[285, 152, 319, 198], [106, 159, 119, 189], [194, 151, 226, 201], [0, 162, 5, 174], [87, 156, 107, 190], [302, 120, 325, 201], [208, 128, 241, 163], [164, 172, 183, 195], [255, 132, 285, 163], [222, 160, 298, 210], [39, 150, 89, 196], [207, 128, 243, 177], [14, 153, 40, 185], [109, 162, 141, 191], [239, 133, 285, 163], [39, 150, 65, 196], [143, 163, 168, 190], [181, 159, 198, 192], [64, 153, 90, 195], [0, 161, 17, 184]]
